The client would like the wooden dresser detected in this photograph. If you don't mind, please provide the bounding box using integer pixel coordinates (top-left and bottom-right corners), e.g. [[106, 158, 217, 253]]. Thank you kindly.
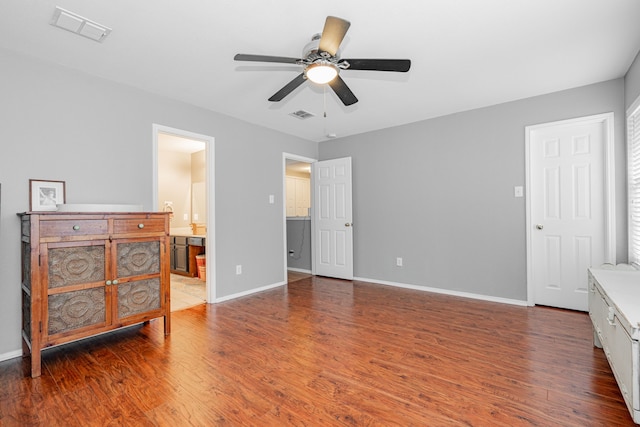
[[588, 268, 640, 424], [18, 212, 171, 378]]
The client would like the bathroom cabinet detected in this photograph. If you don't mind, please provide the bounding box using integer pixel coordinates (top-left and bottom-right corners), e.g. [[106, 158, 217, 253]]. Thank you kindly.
[[18, 211, 171, 378], [170, 235, 205, 277]]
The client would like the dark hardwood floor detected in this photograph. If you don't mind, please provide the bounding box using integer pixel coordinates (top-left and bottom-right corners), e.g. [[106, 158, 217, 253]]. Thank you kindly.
[[0, 275, 634, 426]]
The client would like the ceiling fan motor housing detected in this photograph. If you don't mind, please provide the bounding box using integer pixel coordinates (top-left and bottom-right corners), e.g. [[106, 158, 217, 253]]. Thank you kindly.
[[302, 34, 324, 59]]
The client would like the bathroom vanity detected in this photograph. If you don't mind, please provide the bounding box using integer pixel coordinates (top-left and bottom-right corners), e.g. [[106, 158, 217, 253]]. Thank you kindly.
[[170, 234, 205, 277]]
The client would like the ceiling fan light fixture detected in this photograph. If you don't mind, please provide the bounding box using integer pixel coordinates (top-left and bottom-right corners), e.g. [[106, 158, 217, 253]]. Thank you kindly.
[[305, 62, 338, 84]]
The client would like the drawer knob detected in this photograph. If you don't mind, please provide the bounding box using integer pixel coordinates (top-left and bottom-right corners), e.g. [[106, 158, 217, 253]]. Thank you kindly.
[[138, 223, 145, 229], [106, 280, 112, 285], [113, 279, 119, 285], [73, 225, 80, 231]]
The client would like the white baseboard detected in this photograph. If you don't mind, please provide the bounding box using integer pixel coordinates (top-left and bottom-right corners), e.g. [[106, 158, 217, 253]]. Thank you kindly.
[[0, 349, 23, 363], [214, 281, 286, 303], [354, 276, 529, 307], [287, 267, 312, 274]]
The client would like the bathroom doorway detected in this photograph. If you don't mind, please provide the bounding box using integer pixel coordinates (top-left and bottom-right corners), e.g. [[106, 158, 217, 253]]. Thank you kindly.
[[283, 153, 315, 283], [153, 124, 215, 308]]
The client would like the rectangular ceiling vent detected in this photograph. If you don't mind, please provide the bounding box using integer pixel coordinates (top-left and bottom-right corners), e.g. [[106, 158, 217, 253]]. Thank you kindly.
[[289, 110, 315, 120], [51, 6, 112, 43]]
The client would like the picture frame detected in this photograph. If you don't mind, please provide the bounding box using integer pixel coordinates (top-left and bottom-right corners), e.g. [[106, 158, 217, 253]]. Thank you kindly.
[[29, 179, 65, 212]]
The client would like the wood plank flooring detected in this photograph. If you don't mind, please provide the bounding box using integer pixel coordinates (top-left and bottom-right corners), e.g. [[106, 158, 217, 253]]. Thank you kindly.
[[0, 275, 634, 426]]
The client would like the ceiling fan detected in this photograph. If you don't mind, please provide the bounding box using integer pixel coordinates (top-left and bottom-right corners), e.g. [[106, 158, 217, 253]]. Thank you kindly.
[[234, 16, 411, 106]]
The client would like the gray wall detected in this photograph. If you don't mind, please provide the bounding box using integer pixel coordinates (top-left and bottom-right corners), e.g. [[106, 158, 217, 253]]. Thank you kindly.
[[0, 49, 317, 356], [625, 50, 640, 109], [319, 79, 627, 301], [286, 218, 312, 271]]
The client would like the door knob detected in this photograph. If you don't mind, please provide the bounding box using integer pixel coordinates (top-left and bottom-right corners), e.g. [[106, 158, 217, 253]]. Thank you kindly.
[[345, 223, 353, 227], [536, 224, 544, 230]]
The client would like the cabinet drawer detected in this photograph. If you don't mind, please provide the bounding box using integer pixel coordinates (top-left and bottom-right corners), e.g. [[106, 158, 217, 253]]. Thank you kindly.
[[188, 237, 205, 246], [606, 314, 639, 412], [40, 220, 108, 238], [174, 236, 188, 245], [113, 218, 165, 235]]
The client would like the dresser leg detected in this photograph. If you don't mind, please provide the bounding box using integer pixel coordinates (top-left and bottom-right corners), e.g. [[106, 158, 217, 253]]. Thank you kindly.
[[30, 350, 42, 378]]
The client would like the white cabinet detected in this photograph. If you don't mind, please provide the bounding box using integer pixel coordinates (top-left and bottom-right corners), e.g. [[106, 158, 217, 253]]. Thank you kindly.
[[286, 176, 310, 217], [588, 268, 640, 424]]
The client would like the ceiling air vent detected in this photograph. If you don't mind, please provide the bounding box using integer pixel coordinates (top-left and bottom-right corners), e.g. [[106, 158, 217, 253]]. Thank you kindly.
[[50, 6, 112, 43], [289, 110, 315, 120]]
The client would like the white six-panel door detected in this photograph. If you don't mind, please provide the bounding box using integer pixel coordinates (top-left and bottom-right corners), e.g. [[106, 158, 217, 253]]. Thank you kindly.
[[527, 114, 614, 311], [313, 157, 353, 280]]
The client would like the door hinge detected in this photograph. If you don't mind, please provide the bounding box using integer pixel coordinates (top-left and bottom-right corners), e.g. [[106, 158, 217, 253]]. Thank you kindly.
[[38, 254, 41, 267], [39, 321, 42, 333]]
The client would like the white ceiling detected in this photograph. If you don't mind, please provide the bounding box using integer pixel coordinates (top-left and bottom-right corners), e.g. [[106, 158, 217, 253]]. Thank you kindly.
[[2, 1, 639, 143], [158, 132, 205, 154]]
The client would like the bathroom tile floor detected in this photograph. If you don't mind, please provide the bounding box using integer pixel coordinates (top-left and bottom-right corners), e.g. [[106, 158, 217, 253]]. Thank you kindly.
[[170, 274, 206, 311]]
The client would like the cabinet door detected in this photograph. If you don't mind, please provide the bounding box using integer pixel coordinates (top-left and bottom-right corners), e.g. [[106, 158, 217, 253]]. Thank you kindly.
[[45, 241, 109, 337], [174, 244, 188, 272], [286, 177, 296, 217], [113, 238, 163, 321]]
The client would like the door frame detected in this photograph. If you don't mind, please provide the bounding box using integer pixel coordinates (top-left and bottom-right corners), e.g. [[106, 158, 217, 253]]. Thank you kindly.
[[152, 124, 216, 303], [282, 153, 317, 281], [525, 112, 616, 306]]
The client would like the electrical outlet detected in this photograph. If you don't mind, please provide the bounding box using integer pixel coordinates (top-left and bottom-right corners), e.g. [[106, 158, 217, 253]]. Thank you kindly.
[[289, 250, 294, 257], [236, 265, 242, 275], [396, 257, 403, 267], [183, 213, 188, 220], [269, 195, 275, 204]]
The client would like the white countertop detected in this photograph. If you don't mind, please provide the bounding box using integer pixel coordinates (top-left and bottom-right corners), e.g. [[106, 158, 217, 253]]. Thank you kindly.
[[170, 227, 206, 237]]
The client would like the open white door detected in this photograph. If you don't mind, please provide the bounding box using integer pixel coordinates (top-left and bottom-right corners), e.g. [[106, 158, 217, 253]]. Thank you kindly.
[[526, 113, 615, 311], [313, 157, 353, 280]]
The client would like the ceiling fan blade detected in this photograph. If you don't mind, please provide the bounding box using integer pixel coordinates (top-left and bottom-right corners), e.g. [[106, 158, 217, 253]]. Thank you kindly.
[[340, 59, 411, 72], [268, 73, 307, 102], [234, 54, 300, 64], [318, 16, 351, 56], [328, 75, 358, 106]]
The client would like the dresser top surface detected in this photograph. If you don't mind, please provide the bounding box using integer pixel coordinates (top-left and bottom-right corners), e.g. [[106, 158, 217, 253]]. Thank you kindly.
[[589, 268, 640, 330]]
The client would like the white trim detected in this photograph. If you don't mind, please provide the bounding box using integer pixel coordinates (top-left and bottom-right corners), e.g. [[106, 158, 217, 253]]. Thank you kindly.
[[354, 277, 528, 307], [627, 95, 640, 267], [282, 153, 317, 283], [525, 112, 616, 306], [628, 94, 640, 118], [0, 350, 23, 363], [214, 281, 286, 303], [152, 124, 216, 303], [287, 267, 312, 274]]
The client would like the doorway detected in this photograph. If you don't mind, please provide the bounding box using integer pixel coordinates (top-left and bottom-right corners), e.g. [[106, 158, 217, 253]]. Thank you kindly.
[[153, 124, 215, 306], [525, 113, 615, 311], [283, 153, 315, 282]]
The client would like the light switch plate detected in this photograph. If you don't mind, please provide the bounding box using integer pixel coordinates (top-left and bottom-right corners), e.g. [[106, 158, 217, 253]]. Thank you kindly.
[[269, 195, 275, 204], [514, 186, 524, 198]]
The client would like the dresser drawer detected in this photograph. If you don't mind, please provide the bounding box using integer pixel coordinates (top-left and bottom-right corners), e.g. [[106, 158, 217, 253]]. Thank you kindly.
[[589, 282, 608, 345], [113, 218, 166, 235], [40, 219, 108, 238], [606, 314, 639, 413]]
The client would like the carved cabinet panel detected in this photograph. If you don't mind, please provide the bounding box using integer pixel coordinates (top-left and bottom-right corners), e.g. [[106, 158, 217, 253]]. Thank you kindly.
[[19, 212, 171, 378]]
